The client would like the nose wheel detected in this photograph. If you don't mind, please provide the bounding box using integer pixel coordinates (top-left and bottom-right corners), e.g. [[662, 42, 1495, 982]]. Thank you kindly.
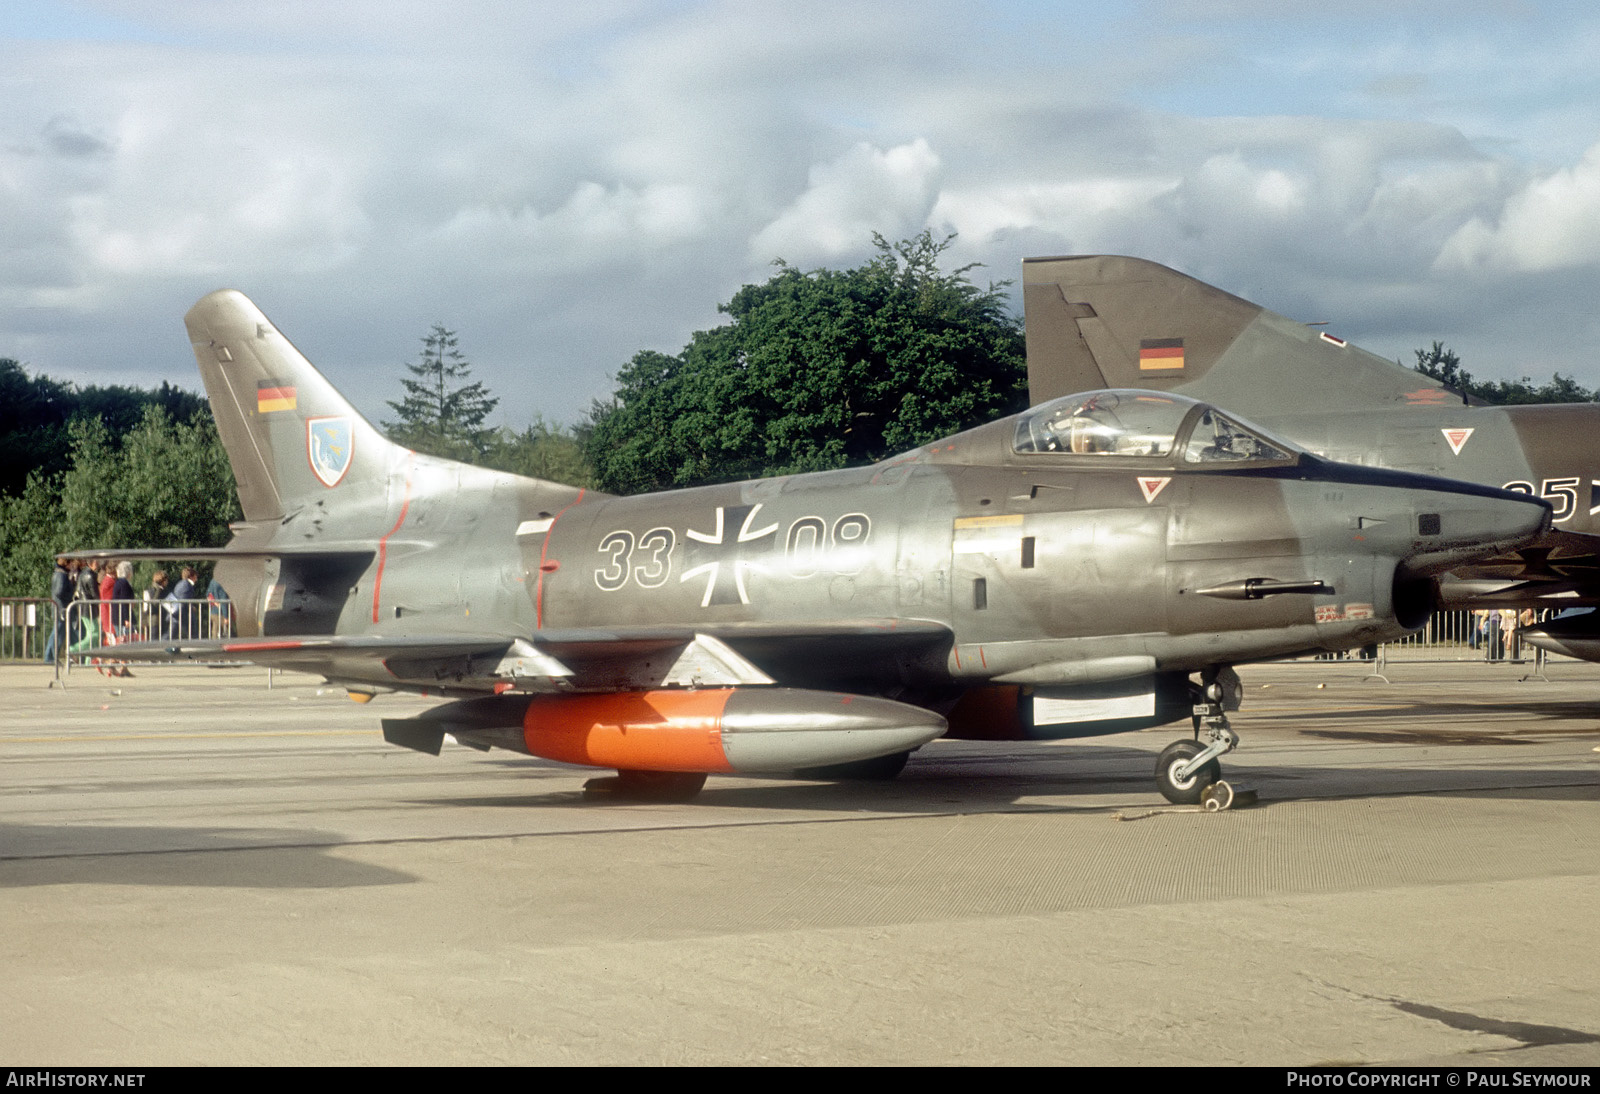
[[1155, 671, 1241, 805], [1155, 739, 1221, 804]]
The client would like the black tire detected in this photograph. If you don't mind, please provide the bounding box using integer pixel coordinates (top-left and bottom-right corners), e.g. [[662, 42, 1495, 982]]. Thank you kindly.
[[795, 750, 912, 782], [1155, 740, 1220, 805]]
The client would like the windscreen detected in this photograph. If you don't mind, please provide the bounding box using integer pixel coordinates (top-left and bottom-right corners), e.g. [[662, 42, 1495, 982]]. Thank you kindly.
[[1014, 391, 1197, 457], [1181, 408, 1293, 463]]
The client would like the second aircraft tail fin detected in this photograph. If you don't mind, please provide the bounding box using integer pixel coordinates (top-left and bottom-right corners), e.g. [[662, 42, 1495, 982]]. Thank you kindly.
[[1022, 255, 1467, 413]]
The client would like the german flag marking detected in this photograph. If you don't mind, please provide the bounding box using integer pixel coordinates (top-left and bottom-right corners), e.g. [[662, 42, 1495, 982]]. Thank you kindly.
[[257, 379, 296, 413], [1139, 338, 1184, 371]]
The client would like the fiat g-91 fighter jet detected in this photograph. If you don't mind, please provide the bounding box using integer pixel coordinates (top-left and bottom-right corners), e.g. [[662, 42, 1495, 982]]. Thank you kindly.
[[80, 291, 1551, 803]]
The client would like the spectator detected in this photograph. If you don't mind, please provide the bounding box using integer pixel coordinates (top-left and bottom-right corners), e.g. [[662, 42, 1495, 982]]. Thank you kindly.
[[110, 562, 136, 638], [146, 570, 171, 638], [98, 560, 117, 635], [170, 566, 201, 639], [42, 556, 73, 665], [206, 575, 232, 639], [97, 561, 137, 677], [72, 558, 101, 650]]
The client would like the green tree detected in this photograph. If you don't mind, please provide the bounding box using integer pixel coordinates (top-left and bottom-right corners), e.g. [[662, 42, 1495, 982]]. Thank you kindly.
[[0, 471, 66, 597], [0, 358, 208, 498], [0, 408, 240, 597], [480, 418, 595, 488], [1414, 342, 1470, 391], [56, 408, 240, 556], [1413, 342, 1597, 405], [383, 324, 499, 461], [585, 231, 1028, 494]]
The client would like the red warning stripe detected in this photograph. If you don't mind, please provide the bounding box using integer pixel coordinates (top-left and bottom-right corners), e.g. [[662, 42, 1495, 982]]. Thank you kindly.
[[371, 454, 414, 623]]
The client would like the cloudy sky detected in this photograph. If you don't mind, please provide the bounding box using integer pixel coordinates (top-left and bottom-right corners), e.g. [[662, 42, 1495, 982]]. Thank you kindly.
[[3, 0, 1599, 430]]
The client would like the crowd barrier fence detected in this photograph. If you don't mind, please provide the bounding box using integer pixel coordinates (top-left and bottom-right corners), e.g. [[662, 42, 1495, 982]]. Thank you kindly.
[[58, 597, 245, 685], [0, 597, 53, 663]]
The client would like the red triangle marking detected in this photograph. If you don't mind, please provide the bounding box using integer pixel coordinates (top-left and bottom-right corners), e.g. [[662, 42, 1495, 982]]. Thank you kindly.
[[1441, 427, 1473, 456], [1138, 477, 1171, 503]]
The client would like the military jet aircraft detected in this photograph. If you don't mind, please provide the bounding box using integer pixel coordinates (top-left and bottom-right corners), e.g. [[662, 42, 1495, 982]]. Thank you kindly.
[[80, 290, 1549, 803], [1020, 255, 1600, 659]]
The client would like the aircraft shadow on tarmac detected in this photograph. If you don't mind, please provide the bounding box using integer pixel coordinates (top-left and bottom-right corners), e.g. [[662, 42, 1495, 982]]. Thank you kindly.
[[1260, 698, 1600, 745], [2, 753, 1593, 894], [0, 823, 418, 890], [411, 738, 1600, 814]]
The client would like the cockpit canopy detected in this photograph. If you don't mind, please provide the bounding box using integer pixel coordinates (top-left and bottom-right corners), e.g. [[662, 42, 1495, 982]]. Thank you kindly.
[[1013, 390, 1297, 466]]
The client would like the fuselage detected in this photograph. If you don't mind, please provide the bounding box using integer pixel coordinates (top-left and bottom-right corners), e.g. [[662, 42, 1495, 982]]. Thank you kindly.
[[224, 392, 1550, 696], [1239, 403, 1600, 534]]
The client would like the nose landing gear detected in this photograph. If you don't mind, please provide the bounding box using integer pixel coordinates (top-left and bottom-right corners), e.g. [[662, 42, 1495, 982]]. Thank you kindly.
[[1154, 669, 1241, 806]]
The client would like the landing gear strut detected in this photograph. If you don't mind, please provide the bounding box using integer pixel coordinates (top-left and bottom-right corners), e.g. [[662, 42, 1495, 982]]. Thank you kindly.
[[1154, 668, 1240, 806]]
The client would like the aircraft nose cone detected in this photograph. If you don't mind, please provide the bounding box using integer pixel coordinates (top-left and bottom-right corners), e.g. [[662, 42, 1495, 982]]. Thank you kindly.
[[1441, 490, 1549, 542], [1401, 485, 1551, 576]]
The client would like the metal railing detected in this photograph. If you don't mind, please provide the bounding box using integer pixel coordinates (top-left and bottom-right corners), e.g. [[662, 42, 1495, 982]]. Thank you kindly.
[[1379, 608, 1546, 661], [0, 597, 54, 663], [59, 597, 240, 682], [1287, 608, 1568, 683], [1362, 608, 1554, 681]]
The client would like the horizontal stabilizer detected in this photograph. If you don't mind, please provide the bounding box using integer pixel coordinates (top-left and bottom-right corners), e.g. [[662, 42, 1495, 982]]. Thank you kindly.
[[63, 546, 374, 563], [86, 634, 544, 694]]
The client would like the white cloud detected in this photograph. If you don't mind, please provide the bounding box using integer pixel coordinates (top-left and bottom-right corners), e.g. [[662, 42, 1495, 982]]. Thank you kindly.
[[1435, 141, 1600, 273], [1, 1, 1599, 424], [749, 139, 942, 265], [930, 177, 1179, 251]]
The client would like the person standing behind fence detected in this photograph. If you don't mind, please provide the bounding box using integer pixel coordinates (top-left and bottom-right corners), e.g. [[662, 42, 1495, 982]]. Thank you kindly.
[[205, 575, 231, 638], [42, 556, 73, 665], [97, 561, 136, 677], [98, 561, 117, 635], [72, 558, 100, 649], [111, 562, 136, 638], [185, 567, 207, 638], [146, 570, 170, 638], [170, 566, 202, 639]]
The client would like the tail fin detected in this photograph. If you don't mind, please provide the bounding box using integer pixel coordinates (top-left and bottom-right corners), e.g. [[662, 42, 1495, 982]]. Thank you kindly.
[[185, 290, 398, 520], [1022, 255, 1464, 412]]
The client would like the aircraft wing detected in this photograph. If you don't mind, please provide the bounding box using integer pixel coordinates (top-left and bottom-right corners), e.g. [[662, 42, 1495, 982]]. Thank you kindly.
[[88, 619, 952, 694]]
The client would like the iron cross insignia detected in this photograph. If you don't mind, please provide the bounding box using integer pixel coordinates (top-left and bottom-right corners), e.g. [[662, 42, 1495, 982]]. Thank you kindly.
[[681, 504, 780, 607]]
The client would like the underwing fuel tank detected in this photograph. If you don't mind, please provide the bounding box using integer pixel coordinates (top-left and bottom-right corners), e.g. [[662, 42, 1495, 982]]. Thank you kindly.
[[1518, 613, 1600, 661], [387, 689, 947, 774]]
